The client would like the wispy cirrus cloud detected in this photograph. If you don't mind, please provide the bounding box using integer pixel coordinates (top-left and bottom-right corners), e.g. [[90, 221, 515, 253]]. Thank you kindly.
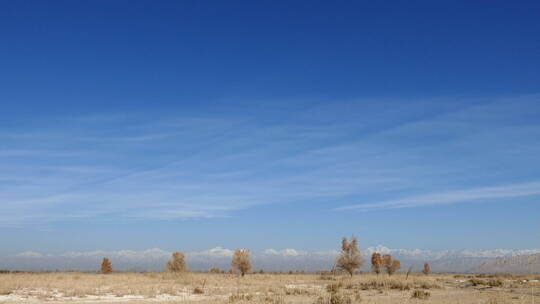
[[1, 95, 539, 228], [336, 181, 540, 211]]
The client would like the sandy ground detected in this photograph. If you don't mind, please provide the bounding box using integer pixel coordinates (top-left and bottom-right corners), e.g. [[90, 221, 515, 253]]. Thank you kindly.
[[0, 272, 539, 303]]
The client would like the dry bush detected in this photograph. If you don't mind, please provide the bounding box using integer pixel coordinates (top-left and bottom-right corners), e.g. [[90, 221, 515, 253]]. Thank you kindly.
[[487, 279, 504, 287], [326, 282, 343, 293], [422, 263, 431, 275], [356, 275, 441, 291], [470, 278, 504, 287], [167, 251, 187, 273], [358, 278, 407, 290], [285, 287, 312, 296], [193, 287, 204, 294], [316, 292, 358, 304], [229, 293, 253, 302], [411, 289, 430, 299], [371, 253, 383, 274], [100, 257, 113, 274], [231, 249, 252, 276], [209, 267, 224, 274], [319, 271, 337, 281], [336, 236, 364, 277], [470, 278, 485, 286], [265, 294, 286, 304]]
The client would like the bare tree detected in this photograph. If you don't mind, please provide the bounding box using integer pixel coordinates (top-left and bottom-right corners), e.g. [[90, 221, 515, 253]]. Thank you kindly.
[[371, 252, 383, 275], [389, 260, 401, 275], [167, 252, 187, 273], [382, 254, 400, 275], [382, 254, 393, 274], [336, 236, 364, 277], [406, 266, 413, 280], [100, 257, 113, 274], [422, 263, 431, 275], [231, 249, 252, 276]]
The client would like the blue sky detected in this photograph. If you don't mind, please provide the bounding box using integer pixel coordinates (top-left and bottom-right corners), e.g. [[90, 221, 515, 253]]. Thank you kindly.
[[1, 1, 539, 255]]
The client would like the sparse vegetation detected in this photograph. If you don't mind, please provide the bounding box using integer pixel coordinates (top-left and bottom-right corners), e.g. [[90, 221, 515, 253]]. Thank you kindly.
[[100, 257, 113, 274], [231, 249, 252, 276], [335, 236, 364, 277], [0, 272, 536, 303]]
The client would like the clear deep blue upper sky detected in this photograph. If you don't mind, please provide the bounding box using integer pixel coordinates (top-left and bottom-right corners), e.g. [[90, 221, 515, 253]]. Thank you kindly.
[[1, 1, 539, 254]]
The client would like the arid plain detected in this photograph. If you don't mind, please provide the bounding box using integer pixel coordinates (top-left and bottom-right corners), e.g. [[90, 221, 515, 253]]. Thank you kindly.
[[1, 272, 539, 304]]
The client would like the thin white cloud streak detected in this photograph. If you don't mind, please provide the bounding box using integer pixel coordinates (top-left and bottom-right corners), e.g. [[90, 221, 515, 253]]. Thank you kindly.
[[337, 181, 540, 211]]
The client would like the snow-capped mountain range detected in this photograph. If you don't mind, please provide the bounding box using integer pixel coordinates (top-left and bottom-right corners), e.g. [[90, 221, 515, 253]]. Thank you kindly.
[[2, 246, 539, 273]]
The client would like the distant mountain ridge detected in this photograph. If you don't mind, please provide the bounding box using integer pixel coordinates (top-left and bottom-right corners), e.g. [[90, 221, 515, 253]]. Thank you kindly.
[[2, 246, 539, 273], [471, 253, 540, 273]]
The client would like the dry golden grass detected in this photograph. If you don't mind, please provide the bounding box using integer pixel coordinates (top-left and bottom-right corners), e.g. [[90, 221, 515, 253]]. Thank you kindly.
[[0, 272, 538, 303]]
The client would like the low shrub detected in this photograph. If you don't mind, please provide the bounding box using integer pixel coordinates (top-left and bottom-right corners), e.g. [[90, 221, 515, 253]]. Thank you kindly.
[[264, 295, 285, 304], [229, 294, 253, 303], [487, 279, 504, 287], [326, 282, 343, 293], [358, 279, 409, 290], [209, 268, 224, 274], [320, 274, 337, 281], [315, 294, 354, 304], [470, 278, 503, 287], [411, 290, 430, 300], [285, 288, 311, 296], [470, 278, 485, 286], [356, 277, 440, 291]]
